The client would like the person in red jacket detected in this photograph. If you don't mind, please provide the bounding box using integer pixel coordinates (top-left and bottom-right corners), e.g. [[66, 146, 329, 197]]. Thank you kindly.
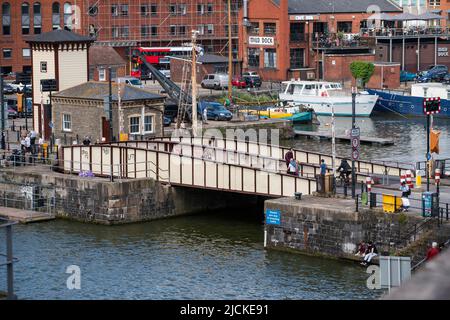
[[426, 242, 440, 261]]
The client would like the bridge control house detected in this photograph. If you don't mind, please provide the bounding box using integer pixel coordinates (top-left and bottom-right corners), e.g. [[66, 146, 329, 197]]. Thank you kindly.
[[51, 82, 165, 144]]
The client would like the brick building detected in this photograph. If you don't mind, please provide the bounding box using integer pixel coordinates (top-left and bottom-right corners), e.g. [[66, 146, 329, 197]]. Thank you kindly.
[[238, 0, 401, 81], [52, 82, 165, 143], [1, 0, 240, 76]]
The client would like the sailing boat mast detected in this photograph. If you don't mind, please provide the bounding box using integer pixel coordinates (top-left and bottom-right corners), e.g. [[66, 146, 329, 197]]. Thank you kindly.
[[191, 30, 199, 137]]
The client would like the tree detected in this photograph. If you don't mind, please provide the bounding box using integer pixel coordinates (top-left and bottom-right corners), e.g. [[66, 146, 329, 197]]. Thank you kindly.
[[350, 61, 375, 88]]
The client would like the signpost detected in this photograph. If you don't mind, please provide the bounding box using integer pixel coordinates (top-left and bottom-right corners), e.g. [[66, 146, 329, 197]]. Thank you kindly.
[[423, 97, 441, 191], [351, 88, 358, 199]]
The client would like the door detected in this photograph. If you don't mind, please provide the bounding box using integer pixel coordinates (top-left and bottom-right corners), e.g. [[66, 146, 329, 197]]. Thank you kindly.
[[102, 117, 111, 142]]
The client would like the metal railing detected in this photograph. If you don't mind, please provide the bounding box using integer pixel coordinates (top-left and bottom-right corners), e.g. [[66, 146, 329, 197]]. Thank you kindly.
[[0, 217, 18, 300], [360, 27, 450, 38]]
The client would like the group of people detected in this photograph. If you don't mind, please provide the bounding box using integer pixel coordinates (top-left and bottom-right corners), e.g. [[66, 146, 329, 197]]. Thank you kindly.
[[284, 148, 300, 176], [20, 129, 42, 155], [399, 181, 411, 212], [355, 241, 378, 266]]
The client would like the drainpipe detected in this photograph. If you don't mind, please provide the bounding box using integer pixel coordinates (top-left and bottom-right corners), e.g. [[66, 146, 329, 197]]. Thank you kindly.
[[243, 0, 249, 26]]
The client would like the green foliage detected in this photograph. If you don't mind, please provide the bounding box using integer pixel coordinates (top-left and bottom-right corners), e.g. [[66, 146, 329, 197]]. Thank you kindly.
[[350, 61, 375, 87], [398, 212, 409, 225]]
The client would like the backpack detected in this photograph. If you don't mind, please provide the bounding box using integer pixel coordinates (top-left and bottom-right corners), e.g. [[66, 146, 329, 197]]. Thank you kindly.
[[406, 189, 411, 196]]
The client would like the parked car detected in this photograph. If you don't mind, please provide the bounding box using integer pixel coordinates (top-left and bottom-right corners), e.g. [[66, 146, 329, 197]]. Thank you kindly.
[[163, 116, 172, 126], [443, 73, 450, 84], [201, 102, 232, 121], [232, 76, 247, 89], [242, 71, 262, 88], [200, 73, 229, 90], [400, 70, 417, 82], [2, 83, 15, 95], [7, 106, 18, 119], [417, 65, 448, 83], [115, 77, 144, 88]]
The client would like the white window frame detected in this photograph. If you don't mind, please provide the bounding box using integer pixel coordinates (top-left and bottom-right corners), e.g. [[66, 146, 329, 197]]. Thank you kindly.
[[129, 116, 141, 135], [62, 113, 72, 132], [22, 48, 31, 58], [99, 68, 106, 81], [40, 61, 47, 73], [143, 114, 154, 134], [264, 48, 277, 68]]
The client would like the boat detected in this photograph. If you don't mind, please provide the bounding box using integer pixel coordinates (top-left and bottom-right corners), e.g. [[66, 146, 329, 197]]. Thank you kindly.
[[279, 80, 378, 117], [367, 83, 450, 117], [247, 104, 315, 124]]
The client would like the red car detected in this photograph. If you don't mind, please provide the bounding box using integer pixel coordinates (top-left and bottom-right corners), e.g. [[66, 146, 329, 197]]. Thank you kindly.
[[232, 76, 247, 88]]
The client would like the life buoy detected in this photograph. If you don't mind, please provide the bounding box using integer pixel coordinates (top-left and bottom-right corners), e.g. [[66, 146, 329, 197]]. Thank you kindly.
[[321, 91, 328, 97]]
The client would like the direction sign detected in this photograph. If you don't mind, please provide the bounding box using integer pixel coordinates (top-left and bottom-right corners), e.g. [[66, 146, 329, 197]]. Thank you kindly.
[[352, 149, 360, 161], [351, 127, 360, 137], [40, 79, 58, 92]]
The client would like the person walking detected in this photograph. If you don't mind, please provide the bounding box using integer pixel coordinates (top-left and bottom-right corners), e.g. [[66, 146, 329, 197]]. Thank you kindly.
[[400, 181, 411, 212], [361, 241, 378, 266], [426, 242, 440, 261]]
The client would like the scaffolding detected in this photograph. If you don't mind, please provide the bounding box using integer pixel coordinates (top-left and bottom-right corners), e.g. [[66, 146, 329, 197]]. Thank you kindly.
[[82, 0, 240, 60]]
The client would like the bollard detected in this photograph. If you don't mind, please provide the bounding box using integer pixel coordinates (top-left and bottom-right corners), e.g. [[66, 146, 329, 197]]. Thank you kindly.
[[406, 170, 413, 189], [416, 170, 422, 188], [355, 194, 359, 212], [435, 168, 441, 195]]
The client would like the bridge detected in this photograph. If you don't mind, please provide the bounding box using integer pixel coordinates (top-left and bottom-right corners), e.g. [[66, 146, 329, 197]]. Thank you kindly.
[[60, 136, 414, 198]]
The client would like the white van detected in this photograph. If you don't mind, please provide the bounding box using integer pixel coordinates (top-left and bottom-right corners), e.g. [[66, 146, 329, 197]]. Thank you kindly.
[[201, 74, 229, 90], [115, 77, 144, 88]]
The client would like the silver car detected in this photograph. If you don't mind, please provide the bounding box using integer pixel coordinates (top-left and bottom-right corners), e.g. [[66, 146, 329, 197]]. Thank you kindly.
[[201, 73, 229, 90]]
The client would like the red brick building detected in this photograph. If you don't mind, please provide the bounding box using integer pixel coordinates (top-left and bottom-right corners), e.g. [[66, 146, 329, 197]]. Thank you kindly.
[[1, 1, 240, 76], [238, 0, 401, 81]]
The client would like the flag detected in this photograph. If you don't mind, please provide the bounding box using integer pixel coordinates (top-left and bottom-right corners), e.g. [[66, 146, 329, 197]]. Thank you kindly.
[[430, 129, 440, 154]]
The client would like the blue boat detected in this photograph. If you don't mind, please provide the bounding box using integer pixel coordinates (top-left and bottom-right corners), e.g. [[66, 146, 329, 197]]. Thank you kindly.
[[368, 83, 450, 117]]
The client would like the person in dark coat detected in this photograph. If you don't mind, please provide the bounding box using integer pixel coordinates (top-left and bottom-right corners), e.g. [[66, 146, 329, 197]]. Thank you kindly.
[[285, 148, 294, 169]]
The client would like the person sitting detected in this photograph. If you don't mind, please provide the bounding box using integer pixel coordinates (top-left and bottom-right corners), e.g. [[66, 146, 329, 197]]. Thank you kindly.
[[284, 148, 293, 170], [355, 241, 366, 257], [426, 242, 440, 261], [361, 241, 378, 266], [288, 158, 298, 176]]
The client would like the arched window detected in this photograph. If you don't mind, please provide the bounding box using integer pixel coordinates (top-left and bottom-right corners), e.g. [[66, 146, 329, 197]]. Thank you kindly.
[[21, 3, 30, 34], [33, 2, 41, 34], [52, 2, 60, 30], [64, 2, 72, 31], [2, 3, 11, 35]]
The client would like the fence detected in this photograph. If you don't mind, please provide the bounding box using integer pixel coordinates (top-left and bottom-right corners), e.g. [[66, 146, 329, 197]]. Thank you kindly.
[[0, 217, 17, 300]]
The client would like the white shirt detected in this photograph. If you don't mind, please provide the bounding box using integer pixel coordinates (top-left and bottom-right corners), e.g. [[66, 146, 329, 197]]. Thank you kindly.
[[25, 136, 31, 147]]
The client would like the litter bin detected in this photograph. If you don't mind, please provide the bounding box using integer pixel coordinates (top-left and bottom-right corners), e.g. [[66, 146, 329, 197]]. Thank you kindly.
[[316, 174, 325, 193], [324, 173, 335, 193], [422, 192, 439, 217]]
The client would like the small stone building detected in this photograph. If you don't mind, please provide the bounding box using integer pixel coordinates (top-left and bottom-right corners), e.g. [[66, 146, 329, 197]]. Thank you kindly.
[[89, 46, 127, 82], [51, 82, 165, 144]]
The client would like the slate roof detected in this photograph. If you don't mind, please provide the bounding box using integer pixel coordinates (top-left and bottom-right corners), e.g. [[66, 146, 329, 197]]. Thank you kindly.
[[89, 46, 126, 67], [273, 0, 401, 14], [53, 82, 164, 102], [26, 29, 94, 44]]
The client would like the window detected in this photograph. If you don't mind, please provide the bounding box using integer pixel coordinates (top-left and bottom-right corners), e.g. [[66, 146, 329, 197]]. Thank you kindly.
[[141, 25, 149, 37], [264, 49, 277, 68], [33, 2, 42, 34], [170, 25, 176, 36], [150, 4, 157, 15], [99, 68, 106, 81], [169, 4, 176, 15], [111, 4, 119, 17], [290, 48, 304, 69], [22, 48, 31, 58], [290, 23, 305, 41], [52, 2, 60, 29], [22, 3, 30, 35], [337, 21, 352, 33], [144, 115, 153, 133], [206, 24, 214, 35], [178, 25, 186, 36], [198, 25, 205, 35], [121, 26, 129, 38], [248, 48, 260, 67], [178, 4, 187, 15], [64, 3, 72, 31], [112, 26, 119, 38], [40, 61, 47, 73], [151, 25, 158, 36], [2, 3, 11, 35], [129, 117, 140, 134], [120, 4, 128, 16], [1, 66, 12, 75], [264, 23, 276, 35], [207, 3, 213, 13], [3, 48, 12, 59], [249, 22, 259, 35], [88, 5, 98, 16], [197, 4, 204, 14], [62, 114, 72, 132]]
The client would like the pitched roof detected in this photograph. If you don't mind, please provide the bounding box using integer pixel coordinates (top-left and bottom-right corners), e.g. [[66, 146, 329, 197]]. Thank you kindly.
[[53, 82, 164, 102], [26, 29, 94, 44], [197, 54, 228, 64], [89, 46, 126, 67], [273, 0, 401, 14]]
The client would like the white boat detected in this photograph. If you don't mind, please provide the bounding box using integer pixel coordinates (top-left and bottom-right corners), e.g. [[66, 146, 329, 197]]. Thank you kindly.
[[279, 80, 378, 117]]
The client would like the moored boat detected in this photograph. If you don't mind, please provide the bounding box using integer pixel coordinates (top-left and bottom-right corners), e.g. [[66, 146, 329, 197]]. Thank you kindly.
[[279, 80, 378, 117]]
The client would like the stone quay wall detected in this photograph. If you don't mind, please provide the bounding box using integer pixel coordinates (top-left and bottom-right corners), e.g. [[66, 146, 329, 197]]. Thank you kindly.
[[264, 196, 443, 262], [0, 168, 258, 225]]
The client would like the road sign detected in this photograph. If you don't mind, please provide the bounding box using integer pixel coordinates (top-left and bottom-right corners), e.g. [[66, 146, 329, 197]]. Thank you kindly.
[[352, 149, 360, 161], [40, 79, 58, 92], [352, 137, 360, 149], [423, 97, 440, 115], [351, 127, 360, 137], [427, 152, 432, 161]]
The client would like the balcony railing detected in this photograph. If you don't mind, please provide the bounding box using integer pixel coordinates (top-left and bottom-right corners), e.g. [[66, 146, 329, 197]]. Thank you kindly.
[[311, 33, 371, 49], [360, 27, 450, 37]]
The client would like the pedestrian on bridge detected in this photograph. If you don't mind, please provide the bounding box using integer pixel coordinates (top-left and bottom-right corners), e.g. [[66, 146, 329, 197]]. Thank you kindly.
[[285, 148, 293, 169], [320, 160, 327, 176]]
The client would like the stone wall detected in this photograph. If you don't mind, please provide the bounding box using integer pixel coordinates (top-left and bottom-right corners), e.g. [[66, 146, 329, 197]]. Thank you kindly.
[[0, 168, 259, 225], [264, 196, 441, 261]]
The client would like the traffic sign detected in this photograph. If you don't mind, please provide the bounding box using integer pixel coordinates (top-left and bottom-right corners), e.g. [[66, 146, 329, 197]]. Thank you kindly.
[[351, 137, 360, 149], [351, 127, 360, 138], [41, 79, 58, 92], [423, 97, 440, 115], [427, 152, 432, 161], [352, 149, 360, 161]]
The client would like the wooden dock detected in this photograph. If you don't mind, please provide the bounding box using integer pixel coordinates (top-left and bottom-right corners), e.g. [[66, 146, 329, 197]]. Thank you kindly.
[[0, 206, 55, 224], [294, 130, 394, 146]]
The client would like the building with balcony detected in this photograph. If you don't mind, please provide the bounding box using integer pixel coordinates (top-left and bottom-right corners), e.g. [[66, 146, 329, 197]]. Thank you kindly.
[[238, 0, 401, 81]]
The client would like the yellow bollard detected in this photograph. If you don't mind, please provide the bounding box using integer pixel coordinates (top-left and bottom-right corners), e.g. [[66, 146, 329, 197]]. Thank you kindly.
[[416, 170, 421, 188]]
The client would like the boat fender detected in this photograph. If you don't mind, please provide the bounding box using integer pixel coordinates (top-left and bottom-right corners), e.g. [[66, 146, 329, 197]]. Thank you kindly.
[[321, 91, 328, 97]]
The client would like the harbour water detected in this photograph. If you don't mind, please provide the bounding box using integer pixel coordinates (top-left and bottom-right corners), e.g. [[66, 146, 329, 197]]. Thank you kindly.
[[5, 211, 380, 300], [5, 114, 445, 300]]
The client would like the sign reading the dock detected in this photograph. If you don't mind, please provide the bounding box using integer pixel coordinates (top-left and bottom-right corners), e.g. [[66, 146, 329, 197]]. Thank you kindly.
[[266, 209, 281, 225], [248, 36, 274, 46]]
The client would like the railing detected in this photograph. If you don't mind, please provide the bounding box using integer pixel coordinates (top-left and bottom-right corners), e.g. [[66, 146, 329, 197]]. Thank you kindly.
[[0, 217, 18, 300], [310, 33, 371, 49], [416, 158, 450, 178], [61, 144, 317, 197], [360, 27, 450, 37]]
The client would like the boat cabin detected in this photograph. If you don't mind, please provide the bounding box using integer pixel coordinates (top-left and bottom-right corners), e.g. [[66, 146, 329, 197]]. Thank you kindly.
[[411, 83, 450, 100], [281, 81, 343, 97]]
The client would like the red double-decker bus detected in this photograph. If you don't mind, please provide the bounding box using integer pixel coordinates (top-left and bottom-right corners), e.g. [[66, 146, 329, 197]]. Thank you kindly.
[[131, 46, 203, 79]]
